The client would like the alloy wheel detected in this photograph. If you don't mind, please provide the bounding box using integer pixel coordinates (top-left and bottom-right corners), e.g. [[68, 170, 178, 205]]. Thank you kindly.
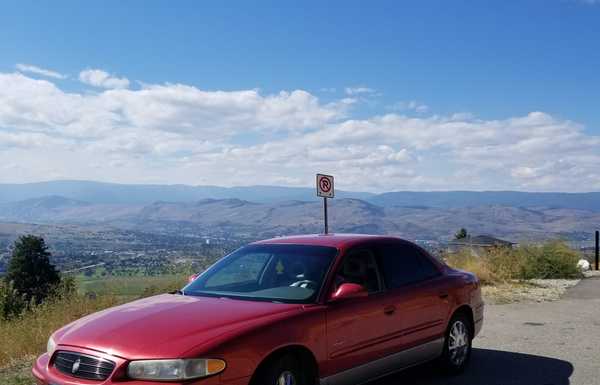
[[277, 370, 296, 385], [448, 320, 469, 366]]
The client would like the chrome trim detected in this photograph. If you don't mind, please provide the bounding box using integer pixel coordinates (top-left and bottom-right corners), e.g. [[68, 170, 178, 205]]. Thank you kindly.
[[53, 350, 115, 381], [320, 338, 444, 385]]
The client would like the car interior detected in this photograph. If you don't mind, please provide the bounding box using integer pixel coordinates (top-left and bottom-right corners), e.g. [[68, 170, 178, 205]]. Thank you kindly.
[[334, 250, 382, 293]]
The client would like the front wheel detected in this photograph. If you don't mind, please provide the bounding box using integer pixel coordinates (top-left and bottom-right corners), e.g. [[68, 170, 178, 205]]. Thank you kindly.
[[257, 354, 305, 385], [440, 313, 472, 374]]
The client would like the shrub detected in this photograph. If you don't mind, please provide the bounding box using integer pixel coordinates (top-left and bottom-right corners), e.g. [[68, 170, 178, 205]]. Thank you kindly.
[[444, 240, 582, 283], [518, 241, 581, 279], [444, 250, 499, 285], [0, 282, 26, 320]]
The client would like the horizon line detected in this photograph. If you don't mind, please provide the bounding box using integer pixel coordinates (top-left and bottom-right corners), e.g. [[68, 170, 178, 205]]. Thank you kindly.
[[0, 179, 599, 195]]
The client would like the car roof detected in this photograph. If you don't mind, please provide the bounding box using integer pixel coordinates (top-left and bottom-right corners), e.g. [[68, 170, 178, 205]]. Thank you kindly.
[[252, 233, 407, 251]]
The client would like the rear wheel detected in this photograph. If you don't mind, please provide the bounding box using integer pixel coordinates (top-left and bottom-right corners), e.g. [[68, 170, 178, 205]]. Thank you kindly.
[[257, 354, 306, 385], [440, 313, 472, 374]]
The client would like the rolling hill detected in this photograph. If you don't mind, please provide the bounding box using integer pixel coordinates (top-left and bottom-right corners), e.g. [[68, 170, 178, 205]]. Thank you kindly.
[[0, 194, 598, 242], [1, 180, 600, 211]]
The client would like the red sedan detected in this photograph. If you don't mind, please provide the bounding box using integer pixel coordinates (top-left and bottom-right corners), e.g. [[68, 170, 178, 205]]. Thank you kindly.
[[33, 234, 484, 385]]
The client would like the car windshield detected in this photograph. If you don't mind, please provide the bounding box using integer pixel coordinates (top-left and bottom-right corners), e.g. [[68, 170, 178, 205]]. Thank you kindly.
[[183, 244, 338, 304]]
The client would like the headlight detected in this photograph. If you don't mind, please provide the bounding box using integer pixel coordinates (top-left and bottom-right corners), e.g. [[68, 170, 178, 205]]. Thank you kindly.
[[127, 359, 226, 381], [47, 335, 57, 356]]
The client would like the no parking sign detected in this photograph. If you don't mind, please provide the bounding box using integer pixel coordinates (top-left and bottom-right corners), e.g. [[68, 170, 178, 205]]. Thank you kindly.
[[316, 174, 334, 234], [316, 174, 334, 198]]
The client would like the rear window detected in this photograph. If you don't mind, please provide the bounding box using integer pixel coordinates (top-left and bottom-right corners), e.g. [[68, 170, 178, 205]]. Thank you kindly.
[[377, 243, 440, 289]]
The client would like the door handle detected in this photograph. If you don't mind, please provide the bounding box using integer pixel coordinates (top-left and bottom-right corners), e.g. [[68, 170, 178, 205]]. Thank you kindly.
[[439, 292, 449, 299], [384, 305, 396, 315]]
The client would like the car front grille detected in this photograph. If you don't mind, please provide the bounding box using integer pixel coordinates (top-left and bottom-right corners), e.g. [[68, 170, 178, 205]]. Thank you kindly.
[[54, 351, 116, 381]]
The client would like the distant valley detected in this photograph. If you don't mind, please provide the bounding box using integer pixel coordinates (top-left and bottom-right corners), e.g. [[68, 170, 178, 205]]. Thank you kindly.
[[0, 185, 599, 242], [1, 181, 599, 274]]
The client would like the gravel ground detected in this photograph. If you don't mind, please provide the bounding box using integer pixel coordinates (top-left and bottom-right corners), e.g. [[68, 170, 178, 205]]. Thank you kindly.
[[482, 279, 581, 304], [374, 277, 600, 385], [584, 270, 600, 278]]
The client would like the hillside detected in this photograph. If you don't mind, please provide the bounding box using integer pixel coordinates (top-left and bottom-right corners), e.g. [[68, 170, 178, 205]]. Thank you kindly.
[[1, 181, 600, 211], [371, 191, 600, 211], [0, 195, 598, 242], [0, 181, 374, 205]]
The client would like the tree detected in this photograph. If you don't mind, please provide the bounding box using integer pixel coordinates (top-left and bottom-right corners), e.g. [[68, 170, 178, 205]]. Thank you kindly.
[[0, 280, 26, 320], [5, 235, 60, 304], [455, 228, 468, 240]]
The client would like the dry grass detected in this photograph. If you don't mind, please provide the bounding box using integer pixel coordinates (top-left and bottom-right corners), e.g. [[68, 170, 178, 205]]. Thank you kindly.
[[0, 273, 188, 374], [444, 240, 582, 285], [445, 241, 583, 305], [0, 356, 34, 385], [0, 294, 124, 368]]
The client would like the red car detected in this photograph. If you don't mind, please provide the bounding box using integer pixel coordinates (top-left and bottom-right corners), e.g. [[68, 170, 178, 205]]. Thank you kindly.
[[33, 234, 484, 385]]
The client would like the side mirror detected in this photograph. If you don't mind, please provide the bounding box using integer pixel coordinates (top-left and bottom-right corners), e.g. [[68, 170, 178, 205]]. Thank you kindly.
[[329, 283, 368, 303], [188, 273, 199, 284]]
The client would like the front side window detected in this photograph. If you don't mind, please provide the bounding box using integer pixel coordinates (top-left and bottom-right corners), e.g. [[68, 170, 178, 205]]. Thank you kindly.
[[333, 249, 382, 293], [184, 244, 337, 303], [378, 243, 440, 289]]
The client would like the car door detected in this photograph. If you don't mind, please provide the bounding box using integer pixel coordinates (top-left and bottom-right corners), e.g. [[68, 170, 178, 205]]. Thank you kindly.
[[376, 241, 451, 350], [324, 247, 398, 375]]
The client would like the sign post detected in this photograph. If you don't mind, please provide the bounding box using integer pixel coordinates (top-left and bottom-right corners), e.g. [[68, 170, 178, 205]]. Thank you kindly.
[[596, 230, 600, 270], [316, 174, 334, 234]]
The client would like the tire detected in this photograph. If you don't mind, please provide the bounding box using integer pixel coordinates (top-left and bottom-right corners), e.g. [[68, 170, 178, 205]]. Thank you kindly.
[[256, 354, 306, 385], [440, 312, 472, 374]]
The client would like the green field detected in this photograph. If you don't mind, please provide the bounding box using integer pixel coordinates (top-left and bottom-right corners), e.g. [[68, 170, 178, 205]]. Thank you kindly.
[[77, 274, 188, 297]]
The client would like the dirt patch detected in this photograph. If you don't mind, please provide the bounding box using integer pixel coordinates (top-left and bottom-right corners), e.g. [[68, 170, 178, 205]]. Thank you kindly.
[[482, 279, 580, 304]]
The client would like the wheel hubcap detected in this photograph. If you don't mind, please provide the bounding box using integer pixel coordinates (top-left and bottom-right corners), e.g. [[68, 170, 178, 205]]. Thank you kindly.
[[448, 320, 469, 366], [277, 371, 296, 385]]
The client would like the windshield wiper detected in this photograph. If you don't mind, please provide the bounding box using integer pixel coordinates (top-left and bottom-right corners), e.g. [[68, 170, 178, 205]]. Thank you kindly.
[[171, 289, 185, 295]]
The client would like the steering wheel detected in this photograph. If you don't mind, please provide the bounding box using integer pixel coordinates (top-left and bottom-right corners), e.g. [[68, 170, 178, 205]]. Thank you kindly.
[[290, 280, 318, 290]]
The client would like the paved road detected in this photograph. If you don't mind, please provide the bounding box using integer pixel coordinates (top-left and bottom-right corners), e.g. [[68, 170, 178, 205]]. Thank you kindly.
[[372, 278, 600, 385]]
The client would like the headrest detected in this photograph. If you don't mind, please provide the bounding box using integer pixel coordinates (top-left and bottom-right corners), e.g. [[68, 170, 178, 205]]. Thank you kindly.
[[343, 254, 368, 278]]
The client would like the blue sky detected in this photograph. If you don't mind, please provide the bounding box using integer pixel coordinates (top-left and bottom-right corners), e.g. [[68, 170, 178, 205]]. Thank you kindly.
[[0, 0, 599, 191]]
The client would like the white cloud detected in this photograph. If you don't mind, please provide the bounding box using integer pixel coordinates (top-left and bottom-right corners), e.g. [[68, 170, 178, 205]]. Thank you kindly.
[[15, 63, 66, 79], [345, 86, 376, 96], [1, 69, 599, 192], [389, 100, 429, 113], [79, 69, 130, 89]]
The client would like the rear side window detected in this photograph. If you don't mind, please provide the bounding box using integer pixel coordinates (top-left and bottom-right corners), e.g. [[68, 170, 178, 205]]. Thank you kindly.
[[378, 243, 440, 289]]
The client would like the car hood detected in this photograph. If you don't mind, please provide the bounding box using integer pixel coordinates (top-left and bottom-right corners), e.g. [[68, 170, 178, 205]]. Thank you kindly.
[[55, 294, 302, 359]]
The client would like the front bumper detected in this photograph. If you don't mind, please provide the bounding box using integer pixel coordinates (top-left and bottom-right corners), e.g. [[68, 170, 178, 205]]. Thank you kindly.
[[33, 350, 249, 385]]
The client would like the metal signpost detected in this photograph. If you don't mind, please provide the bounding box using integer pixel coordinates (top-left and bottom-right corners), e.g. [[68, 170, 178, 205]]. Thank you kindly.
[[596, 230, 600, 270], [316, 174, 334, 234]]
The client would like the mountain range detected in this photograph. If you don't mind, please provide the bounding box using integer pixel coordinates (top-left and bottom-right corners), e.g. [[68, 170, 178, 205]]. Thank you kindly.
[[1, 180, 600, 210], [0, 181, 599, 242]]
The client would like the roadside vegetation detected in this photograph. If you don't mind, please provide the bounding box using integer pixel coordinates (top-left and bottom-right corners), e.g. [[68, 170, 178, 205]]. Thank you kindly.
[[444, 240, 583, 304], [444, 240, 582, 285]]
